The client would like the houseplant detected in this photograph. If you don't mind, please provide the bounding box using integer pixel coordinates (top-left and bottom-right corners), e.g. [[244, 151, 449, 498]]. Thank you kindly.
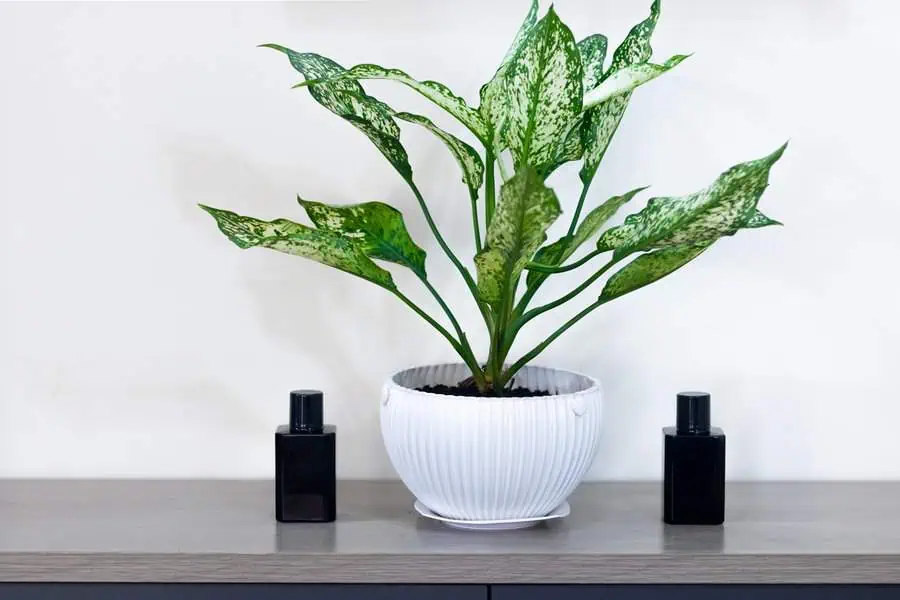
[[201, 0, 786, 522]]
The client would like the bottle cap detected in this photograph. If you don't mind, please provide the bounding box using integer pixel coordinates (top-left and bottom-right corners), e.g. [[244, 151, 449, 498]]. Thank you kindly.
[[676, 391, 711, 434], [289, 390, 324, 433]]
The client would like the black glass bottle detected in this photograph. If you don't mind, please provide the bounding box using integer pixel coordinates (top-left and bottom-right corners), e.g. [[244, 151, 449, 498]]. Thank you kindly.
[[663, 391, 725, 525], [275, 390, 336, 523]]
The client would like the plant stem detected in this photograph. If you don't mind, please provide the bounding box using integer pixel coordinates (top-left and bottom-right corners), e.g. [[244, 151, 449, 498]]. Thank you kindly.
[[470, 191, 482, 254], [488, 285, 514, 394], [496, 152, 512, 181], [418, 275, 473, 356], [498, 296, 608, 389], [514, 258, 618, 333], [527, 248, 603, 274], [408, 180, 493, 330], [391, 288, 486, 388], [484, 149, 496, 229], [511, 180, 595, 319], [566, 179, 592, 238]]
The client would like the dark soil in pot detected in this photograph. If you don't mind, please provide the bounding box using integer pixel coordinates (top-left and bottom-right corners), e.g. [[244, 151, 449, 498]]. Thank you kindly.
[[415, 383, 551, 397]]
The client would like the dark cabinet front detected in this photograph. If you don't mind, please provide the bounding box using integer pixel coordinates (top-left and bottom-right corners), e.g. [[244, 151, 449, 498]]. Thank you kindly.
[[0, 584, 487, 600], [493, 585, 900, 600]]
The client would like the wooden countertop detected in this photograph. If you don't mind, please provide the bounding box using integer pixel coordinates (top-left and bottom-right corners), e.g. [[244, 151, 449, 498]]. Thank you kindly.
[[1, 480, 899, 584]]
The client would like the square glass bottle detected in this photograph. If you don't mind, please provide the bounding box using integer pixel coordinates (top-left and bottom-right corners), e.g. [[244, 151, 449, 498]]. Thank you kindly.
[[275, 390, 336, 523], [663, 391, 725, 525]]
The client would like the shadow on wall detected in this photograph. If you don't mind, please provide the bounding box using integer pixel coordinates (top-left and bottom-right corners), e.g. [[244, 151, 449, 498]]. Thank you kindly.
[[163, 137, 459, 411]]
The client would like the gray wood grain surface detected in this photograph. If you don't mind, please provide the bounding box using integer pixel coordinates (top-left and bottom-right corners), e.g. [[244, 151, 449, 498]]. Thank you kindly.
[[1, 480, 899, 584]]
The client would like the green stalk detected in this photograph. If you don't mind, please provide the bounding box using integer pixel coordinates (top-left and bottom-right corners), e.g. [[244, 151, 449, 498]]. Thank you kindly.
[[391, 289, 486, 388], [408, 181, 493, 331], [488, 284, 514, 394], [566, 179, 592, 237], [513, 258, 618, 334], [512, 179, 595, 319], [498, 296, 608, 389], [418, 275, 477, 361], [485, 149, 496, 228], [527, 248, 603, 274], [470, 190, 483, 254]]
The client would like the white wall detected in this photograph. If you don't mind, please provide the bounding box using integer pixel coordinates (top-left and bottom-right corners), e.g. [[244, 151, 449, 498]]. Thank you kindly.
[[2, 0, 898, 480]]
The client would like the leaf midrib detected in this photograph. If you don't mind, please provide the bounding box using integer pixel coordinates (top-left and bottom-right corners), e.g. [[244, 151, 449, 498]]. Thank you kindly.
[[519, 20, 553, 162], [350, 219, 425, 278]]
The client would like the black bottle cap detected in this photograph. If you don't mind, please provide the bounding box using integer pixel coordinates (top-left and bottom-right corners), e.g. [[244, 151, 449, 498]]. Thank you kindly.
[[676, 391, 711, 434], [289, 390, 324, 433]]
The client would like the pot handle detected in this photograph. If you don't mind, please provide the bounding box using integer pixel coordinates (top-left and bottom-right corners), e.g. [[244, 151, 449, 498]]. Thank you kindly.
[[569, 394, 588, 417]]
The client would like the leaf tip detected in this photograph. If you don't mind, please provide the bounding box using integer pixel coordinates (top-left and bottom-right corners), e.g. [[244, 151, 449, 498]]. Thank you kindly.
[[767, 140, 790, 164]]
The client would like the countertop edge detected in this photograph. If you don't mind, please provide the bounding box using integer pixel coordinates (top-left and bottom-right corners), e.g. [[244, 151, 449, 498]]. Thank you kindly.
[[3, 552, 900, 584]]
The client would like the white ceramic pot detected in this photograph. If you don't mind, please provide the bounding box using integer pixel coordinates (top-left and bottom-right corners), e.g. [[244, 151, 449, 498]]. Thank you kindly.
[[380, 363, 603, 521]]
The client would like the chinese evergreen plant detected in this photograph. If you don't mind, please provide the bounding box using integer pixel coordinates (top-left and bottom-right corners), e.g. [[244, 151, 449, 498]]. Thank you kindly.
[[201, 0, 786, 395]]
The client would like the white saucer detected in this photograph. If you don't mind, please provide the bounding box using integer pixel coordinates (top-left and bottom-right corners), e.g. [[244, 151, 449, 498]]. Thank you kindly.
[[413, 500, 570, 531]]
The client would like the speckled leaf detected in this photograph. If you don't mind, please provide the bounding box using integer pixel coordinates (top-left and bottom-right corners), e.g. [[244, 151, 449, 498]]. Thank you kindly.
[[498, 7, 583, 170], [199, 205, 395, 289], [293, 63, 488, 143], [578, 34, 608, 92], [479, 0, 540, 144], [474, 167, 561, 305], [608, 0, 660, 74], [540, 34, 609, 176], [524, 238, 568, 289], [526, 186, 645, 288], [394, 112, 484, 199], [298, 199, 427, 278], [583, 54, 689, 109], [743, 209, 782, 229], [541, 115, 586, 177], [262, 45, 412, 181], [597, 143, 788, 258], [580, 0, 662, 184], [579, 95, 628, 184], [599, 242, 710, 302]]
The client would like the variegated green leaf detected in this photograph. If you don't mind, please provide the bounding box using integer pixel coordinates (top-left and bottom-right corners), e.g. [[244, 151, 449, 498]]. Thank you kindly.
[[743, 209, 782, 229], [262, 45, 412, 181], [542, 115, 585, 177], [608, 0, 660, 73], [293, 63, 488, 144], [474, 167, 561, 305], [394, 112, 484, 199], [597, 143, 788, 258], [479, 0, 540, 143], [298, 199, 427, 277], [578, 34, 608, 92], [199, 205, 395, 289], [579, 0, 662, 184], [540, 34, 608, 177], [526, 186, 646, 288], [500, 7, 583, 170], [579, 95, 628, 184], [583, 54, 689, 109], [524, 238, 568, 289], [599, 242, 710, 302]]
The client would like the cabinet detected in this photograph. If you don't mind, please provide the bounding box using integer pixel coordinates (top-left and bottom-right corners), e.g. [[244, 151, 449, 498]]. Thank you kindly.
[[493, 585, 900, 600], [0, 584, 487, 600]]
